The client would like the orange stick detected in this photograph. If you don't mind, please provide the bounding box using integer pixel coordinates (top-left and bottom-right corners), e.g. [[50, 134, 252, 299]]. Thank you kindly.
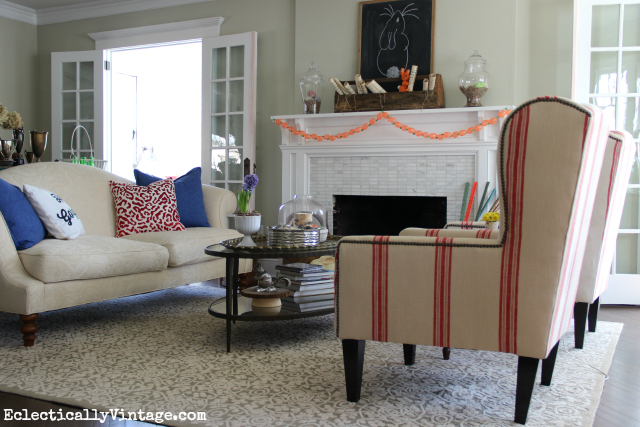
[[464, 182, 478, 221]]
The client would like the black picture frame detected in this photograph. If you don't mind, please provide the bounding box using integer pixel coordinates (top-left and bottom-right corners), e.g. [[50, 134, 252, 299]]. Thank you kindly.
[[358, 0, 435, 79]]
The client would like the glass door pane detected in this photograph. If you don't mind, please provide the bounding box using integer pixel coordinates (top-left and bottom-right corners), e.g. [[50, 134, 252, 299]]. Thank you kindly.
[[51, 50, 104, 165], [202, 32, 256, 198], [592, 5, 620, 47], [60, 62, 95, 159], [578, 2, 640, 303]]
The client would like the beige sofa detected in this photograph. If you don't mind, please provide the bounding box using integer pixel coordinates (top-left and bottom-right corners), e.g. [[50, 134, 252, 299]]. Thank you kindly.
[[0, 162, 248, 346]]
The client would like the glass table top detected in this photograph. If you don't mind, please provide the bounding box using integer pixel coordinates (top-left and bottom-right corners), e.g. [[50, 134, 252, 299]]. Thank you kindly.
[[205, 235, 340, 259]]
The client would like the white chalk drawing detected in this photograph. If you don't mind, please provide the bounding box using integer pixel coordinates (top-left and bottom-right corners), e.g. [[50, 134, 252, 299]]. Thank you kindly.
[[377, 3, 419, 78]]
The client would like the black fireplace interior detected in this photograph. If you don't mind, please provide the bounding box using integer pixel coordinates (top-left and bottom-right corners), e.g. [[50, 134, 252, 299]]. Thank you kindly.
[[333, 195, 447, 236]]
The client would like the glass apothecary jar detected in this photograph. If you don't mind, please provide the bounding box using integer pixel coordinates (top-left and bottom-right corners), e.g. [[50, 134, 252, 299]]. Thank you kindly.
[[299, 62, 325, 114], [459, 50, 490, 107], [278, 194, 326, 227]]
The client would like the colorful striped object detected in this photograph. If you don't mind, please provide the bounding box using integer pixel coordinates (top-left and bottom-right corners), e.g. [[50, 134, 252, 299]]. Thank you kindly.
[[459, 182, 470, 221], [464, 182, 478, 221]]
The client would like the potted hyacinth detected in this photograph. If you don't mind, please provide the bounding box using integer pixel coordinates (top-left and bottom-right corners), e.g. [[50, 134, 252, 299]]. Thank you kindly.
[[235, 174, 261, 246]]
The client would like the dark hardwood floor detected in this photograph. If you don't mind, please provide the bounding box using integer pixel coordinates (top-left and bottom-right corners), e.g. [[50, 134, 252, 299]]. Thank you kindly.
[[1, 305, 638, 426]]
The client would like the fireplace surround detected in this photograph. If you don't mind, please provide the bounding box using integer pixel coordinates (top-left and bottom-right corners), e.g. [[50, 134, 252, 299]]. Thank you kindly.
[[275, 106, 511, 230]]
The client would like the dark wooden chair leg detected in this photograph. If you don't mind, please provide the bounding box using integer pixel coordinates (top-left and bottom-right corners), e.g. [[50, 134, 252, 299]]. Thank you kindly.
[[403, 344, 416, 365], [19, 314, 39, 347], [343, 339, 365, 402], [541, 341, 559, 386], [515, 356, 539, 425], [588, 297, 600, 333], [573, 302, 588, 349], [442, 347, 451, 360]]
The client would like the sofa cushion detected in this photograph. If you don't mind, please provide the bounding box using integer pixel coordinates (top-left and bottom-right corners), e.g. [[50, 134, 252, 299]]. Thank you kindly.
[[23, 183, 86, 240], [134, 167, 210, 228], [0, 178, 47, 250], [121, 227, 242, 267], [110, 180, 185, 237], [19, 235, 169, 283]]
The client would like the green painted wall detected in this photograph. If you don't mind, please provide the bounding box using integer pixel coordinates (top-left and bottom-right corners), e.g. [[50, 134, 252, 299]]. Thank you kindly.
[[1, 0, 573, 226], [0, 16, 38, 141], [35, 0, 295, 225]]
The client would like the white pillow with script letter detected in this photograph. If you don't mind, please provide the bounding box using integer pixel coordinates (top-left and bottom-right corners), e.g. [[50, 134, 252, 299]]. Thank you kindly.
[[23, 184, 85, 240]]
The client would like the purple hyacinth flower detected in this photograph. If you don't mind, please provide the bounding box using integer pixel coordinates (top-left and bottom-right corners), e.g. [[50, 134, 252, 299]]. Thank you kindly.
[[243, 174, 259, 193]]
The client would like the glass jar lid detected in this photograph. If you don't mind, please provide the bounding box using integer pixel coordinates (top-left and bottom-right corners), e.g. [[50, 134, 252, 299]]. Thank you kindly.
[[299, 62, 325, 86]]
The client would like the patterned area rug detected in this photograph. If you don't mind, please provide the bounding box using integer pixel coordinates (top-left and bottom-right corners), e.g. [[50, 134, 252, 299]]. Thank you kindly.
[[0, 284, 621, 427]]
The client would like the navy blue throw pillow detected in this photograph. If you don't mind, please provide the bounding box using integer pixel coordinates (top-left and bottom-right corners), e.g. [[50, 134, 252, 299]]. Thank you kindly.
[[0, 178, 47, 250], [134, 167, 210, 228]]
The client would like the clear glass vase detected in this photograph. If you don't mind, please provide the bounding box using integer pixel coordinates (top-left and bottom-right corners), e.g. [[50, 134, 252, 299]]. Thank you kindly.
[[459, 50, 490, 107], [299, 62, 325, 114]]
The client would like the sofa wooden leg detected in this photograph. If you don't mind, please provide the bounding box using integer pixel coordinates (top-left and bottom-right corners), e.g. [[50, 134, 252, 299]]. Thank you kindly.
[[515, 356, 539, 425], [588, 297, 600, 333], [343, 339, 365, 402], [541, 341, 559, 386], [403, 344, 416, 365], [573, 302, 588, 349], [19, 314, 39, 347], [442, 347, 451, 360]]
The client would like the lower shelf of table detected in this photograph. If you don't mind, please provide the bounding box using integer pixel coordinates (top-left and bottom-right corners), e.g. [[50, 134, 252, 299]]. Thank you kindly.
[[208, 296, 334, 321]]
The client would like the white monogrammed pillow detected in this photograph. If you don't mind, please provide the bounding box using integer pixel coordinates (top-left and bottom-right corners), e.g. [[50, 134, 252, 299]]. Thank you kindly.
[[23, 184, 85, 240]]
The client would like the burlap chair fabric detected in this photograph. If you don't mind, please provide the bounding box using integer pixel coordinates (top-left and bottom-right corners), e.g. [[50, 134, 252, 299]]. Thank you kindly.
[[576, 130, 635, 304], [335, 97, 609, 361]]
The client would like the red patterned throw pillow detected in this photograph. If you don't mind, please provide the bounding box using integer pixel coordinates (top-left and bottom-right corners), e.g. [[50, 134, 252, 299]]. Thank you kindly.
[[109, 180, 185, 238]]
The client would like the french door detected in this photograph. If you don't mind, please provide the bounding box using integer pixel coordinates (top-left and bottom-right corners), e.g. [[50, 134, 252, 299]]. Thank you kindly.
[[51, 31, 257, 192], [51, 50, 108, 163], [201, 32, 257, 200], [575, 0, 640, 303]]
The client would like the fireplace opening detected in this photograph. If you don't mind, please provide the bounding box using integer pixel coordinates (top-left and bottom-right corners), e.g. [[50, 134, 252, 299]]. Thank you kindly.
[[332, 195, 447, 236]]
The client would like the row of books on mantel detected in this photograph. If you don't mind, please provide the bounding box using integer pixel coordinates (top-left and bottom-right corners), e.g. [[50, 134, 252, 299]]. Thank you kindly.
[[274, 263, 335, 312]]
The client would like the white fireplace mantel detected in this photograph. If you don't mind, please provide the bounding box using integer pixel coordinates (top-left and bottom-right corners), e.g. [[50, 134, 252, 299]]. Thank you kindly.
[[274, 106, 512, 228]]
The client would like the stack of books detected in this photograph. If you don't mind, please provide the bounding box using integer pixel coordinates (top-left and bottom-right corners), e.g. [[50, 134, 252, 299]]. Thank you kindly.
[[275, 263, 334, 312]]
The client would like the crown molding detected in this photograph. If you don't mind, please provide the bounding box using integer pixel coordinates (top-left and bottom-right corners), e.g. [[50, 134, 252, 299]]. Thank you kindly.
[[0, 1, 36, 25], [37, 0, 216, 25], [89, 17, 224, 50]]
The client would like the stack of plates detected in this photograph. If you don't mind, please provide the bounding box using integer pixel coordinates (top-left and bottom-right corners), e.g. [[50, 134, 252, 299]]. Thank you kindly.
[[267, 227, 320, 246]]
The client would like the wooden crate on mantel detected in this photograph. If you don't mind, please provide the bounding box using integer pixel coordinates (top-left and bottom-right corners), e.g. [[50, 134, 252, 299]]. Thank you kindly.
[[334, 74, 445, 113]]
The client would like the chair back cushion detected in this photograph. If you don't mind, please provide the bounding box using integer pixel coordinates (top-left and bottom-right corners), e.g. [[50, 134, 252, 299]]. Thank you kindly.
[[497, 97, 608, 352], [576, 130, 635, 303]]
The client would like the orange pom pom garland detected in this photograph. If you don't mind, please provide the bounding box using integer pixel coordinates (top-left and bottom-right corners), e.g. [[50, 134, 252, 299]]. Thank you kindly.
[[272, 109, 512, 142]]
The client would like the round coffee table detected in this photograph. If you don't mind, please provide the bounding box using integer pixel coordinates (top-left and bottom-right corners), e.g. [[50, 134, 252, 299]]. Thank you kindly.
[[205, 235, 339, 352]]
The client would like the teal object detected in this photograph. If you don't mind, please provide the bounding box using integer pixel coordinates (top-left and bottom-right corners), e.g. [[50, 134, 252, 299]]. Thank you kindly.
[[478, 189, 496, 219], [475, 182, 490, 221], [460, 182, 470, 221]]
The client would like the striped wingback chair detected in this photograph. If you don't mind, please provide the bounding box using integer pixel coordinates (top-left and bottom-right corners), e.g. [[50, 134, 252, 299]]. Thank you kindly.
[[334, 97, 609, 424], [573, 130, 635, 348]]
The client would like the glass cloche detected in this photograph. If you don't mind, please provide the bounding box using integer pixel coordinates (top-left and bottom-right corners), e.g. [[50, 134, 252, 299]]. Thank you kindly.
[[299, 62, 325, 114], [459, 50, 490, 107], [278, 195, 326, 227]]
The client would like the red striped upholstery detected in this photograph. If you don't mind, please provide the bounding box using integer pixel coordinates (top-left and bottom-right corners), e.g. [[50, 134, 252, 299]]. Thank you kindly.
[[576, 131, 635, 303], [336, 97, 609, 360], [401, 227, 497, 239]]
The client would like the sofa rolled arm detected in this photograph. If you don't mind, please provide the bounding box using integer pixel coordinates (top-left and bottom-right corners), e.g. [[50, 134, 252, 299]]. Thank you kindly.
[[0, 214, 45, 314], [201, 185, 238, 229]]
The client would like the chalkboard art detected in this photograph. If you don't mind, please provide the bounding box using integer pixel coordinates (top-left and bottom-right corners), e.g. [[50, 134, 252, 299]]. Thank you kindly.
[[358, 0, 435, 79]]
